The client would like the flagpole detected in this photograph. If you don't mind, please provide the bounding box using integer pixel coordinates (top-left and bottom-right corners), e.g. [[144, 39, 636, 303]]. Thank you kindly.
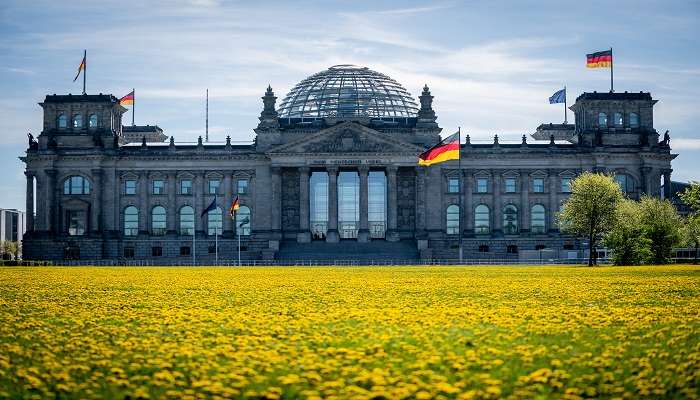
[[458, 126, 463, 265], [237, 216, 241, 267], [610, 47, 614, 92], [82, 50, 86, 95], [564, 85, 567, 124], [215, 228, 218, 266], [205, 89, 209, 142], [132, 88, 135, 126]]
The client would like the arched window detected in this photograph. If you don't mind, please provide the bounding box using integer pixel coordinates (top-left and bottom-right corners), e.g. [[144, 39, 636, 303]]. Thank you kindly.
[[179, 206, 194, 236], [615, 174, 635, 194], [151, 206, 166, 236], [72, 114, 82, 128], [446, 205, 459, 235], [57, 114, 67, 129], [598, 112, 607, 127], [474, 204, 490, 234], [531, 204, 546, 234], [207, 207, 223, 235], [63, 176, 91, 195], [89, 114, 98, 128], [236, 206, 251, 236], [124, 206, 139, 236], [613, 112, 623, 127], [503, 204, 519, 234], [629, 112, 639, 128]]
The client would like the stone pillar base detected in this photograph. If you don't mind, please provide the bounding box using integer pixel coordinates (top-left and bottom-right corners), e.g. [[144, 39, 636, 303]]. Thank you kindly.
[[268, 240, 280, 251], [417, 239, 429, 251], [261, 249, 276, 261], [357, 229, 370, 243], [386, 230, 400, 242], [326, 230, 339, 243], [297, 231, 311, 243]]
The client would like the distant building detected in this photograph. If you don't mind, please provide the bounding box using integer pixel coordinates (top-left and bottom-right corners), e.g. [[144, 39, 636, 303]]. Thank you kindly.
[[666, 181, 694, 216], [1, 208, 26, 244], [20, 65, 677, 262]]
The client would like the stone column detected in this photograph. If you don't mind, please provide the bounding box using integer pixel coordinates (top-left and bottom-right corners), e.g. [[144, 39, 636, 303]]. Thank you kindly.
[[493, 172, 502, 234], [520, 171, 529, 233], [548, 170, 558, 232], [223, 172, 233, 235], [464, 171, 473, 234], [91, 169, 102, 233], [24, 172, 34, 232], [194, 173, 205, 234], [640, 166, 652, 195], [386, 166, 399, 241], [297, 167, 311, 243], [167, 172, 177, 234], [46, 169, 57, 234], [270, 167, 282, 238], [663, 169, 672, 199], [138, 171, 148, 234], [358, 166, 370, 242], [415, 167, 427, 237], [326, 167, 339, 243]]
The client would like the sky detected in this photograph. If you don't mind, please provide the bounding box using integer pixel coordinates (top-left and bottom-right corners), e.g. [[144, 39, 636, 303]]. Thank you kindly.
[[1, 0, 699, 210]]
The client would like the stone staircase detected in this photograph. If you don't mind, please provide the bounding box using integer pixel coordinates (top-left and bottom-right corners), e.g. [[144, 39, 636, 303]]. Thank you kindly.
[[277, 240, 419, 263]]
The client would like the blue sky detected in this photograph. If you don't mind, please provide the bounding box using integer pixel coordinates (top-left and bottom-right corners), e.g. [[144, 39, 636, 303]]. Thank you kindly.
[[1, 0, 699, 210]]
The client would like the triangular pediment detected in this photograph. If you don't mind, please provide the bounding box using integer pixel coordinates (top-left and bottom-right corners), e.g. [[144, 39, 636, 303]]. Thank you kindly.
[[267, 122, 425, 155]]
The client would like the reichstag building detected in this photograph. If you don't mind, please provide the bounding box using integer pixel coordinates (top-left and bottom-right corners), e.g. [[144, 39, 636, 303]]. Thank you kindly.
[[21, 65, 676, 261]]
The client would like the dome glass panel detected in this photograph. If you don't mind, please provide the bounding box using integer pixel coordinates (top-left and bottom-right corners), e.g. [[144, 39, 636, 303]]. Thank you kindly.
[[277, 65, 419, 119]]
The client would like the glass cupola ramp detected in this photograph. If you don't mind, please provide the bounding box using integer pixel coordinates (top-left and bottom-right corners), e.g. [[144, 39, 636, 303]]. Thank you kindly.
[[277, 65, 419, 120]]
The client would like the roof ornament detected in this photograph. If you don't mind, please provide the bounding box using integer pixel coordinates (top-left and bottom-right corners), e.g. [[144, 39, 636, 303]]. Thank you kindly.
[[256, 85, 280, 132], [225, 135, 231, 151], [493, 134, 499, 146], [550, 134, 556, 146], [521, 134, 527, 146], [416, 84, 439, 130], [169, 136, 175, 150]]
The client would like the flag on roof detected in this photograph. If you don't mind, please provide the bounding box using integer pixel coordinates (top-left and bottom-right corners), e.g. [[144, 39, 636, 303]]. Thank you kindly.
[[587, 50, 612, 68], [549, 88, 566, 104], [73, 54, 86, 82], [418, 132, 459, 166], [120, 90, 135, 106]]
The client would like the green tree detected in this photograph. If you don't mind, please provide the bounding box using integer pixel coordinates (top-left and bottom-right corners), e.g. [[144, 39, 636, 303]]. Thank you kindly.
[[559, 172, 623, 266], [638, 196, 683, 264], [604, 199, 652, 265], [679, 181, 700, 211], [682, 215, 700, 263]]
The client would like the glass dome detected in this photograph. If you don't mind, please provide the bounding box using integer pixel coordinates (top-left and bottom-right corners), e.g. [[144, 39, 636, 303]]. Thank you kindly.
[[277, 65, 419, 119]]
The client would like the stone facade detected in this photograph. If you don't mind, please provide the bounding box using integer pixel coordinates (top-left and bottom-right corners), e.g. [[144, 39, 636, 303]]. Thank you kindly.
[[20, 68, 676, 262]]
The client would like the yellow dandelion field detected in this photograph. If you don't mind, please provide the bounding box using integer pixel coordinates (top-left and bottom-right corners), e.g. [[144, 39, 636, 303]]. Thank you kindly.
[[1, 265, 699, 399]]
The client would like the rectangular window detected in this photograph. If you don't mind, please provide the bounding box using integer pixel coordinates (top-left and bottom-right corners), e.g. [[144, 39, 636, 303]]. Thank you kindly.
[[180, 246, 191, 256], [152, 246, 163, 257], [237, 179, 249, 194], [447, 177, 459, 193], [124, 247, 135, 258], [208, 179, 221, 194], [561, 178, 572, 193], [476, 178, 488, 193], [125, 180, 137, 195], [505, 178, 516, 193], [533, 178, 544, 193], [180, 179, 192, 195], [152, 180, 165, 195]]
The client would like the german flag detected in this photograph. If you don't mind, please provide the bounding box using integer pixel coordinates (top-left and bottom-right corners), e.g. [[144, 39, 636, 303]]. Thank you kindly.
[[587, 50, 612, 68], [73, 54, 86, 82], [418, 132, 460, 166], [229, 195, 240, 217], [120, 90, 134, 106]]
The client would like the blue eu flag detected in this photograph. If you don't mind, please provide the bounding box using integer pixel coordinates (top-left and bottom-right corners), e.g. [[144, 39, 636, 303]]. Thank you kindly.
[[549, 88, 566, 104]]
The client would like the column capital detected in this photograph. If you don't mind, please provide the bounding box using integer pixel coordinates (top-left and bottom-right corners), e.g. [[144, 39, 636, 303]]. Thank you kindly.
[[299, 166, 310, 174], [326, 166, 339, 175], [24, 170, 34, 178], [91, 168, 103, 176], [358, 165, 369, 175], [386, 165, 398, 175], [271, 166, 282, 175], [45, 169, 57, 177]]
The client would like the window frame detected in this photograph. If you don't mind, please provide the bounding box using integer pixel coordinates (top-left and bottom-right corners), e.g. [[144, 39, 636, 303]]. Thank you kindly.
[[446, 204, 459, 235], [152, 179, 165, 195], [88, 114, 98, 128], [123, 206, 139, 236], [560, 177, 572, 193], [598, 112, 608, 128], [532, 177, 545, 193], [151, 206, 167, 236], [629, 112, 640, 128], [124, 179, 137, 195], [447, 177, 459, 194], [237, 179, 249, 195], [57, 114, 68, 129], [208, 179, 221, 195], [504, 178, 517, 193], [180, 179, 193, 195], [476, 178, 488, 193], [72, 114, 83, 128], [179, 205, 195, 236], [63, 176, 91, 195]]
